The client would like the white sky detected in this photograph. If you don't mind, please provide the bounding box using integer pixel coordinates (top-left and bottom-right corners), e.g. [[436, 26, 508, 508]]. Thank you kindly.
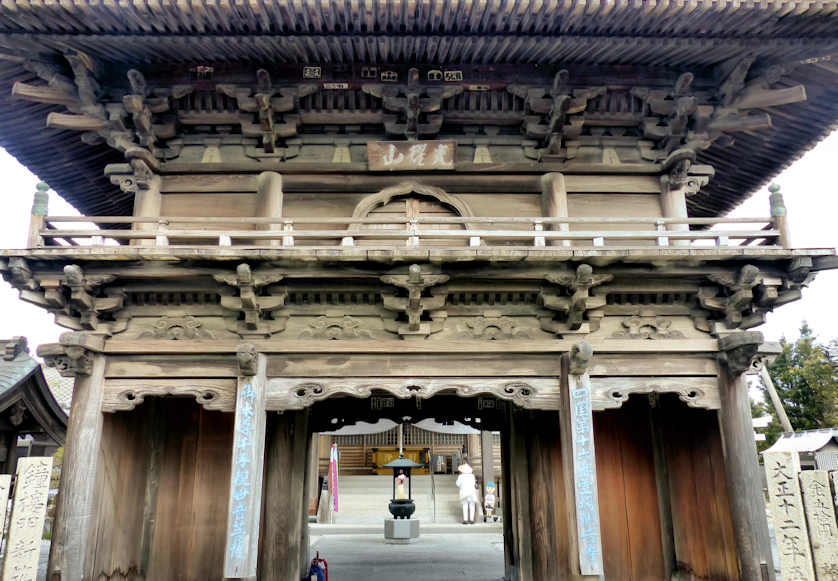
[[0, 132, 836, 353]]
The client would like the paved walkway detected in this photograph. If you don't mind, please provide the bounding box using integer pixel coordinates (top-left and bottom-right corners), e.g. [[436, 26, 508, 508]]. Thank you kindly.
[[309, 533, 505, 581]]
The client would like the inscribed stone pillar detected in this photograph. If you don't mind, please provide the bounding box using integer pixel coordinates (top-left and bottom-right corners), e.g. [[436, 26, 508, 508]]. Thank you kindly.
[[2, 457, 53, 581], [799, 470, 838, 578], [43, 338, 105, 581], [764, 451, 815, 581], [717, 332, 777, 581], [224, 348, 267, 579], [0, 474, 10, 533], [480, 430, 495, 500]]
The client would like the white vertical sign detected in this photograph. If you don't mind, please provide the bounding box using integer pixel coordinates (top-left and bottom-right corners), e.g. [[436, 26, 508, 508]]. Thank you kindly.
[[223, 361, 267, 579], [569, 373, 604, 576], [1, 457, 53, 581], [0, 475, 12, 534]]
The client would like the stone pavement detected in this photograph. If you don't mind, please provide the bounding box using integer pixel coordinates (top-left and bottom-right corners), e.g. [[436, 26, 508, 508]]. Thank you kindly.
[[308, 533, 505, 581]]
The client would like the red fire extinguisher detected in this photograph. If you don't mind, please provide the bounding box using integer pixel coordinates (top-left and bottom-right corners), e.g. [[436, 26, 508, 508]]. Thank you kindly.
[[308, 551, 328, 581]]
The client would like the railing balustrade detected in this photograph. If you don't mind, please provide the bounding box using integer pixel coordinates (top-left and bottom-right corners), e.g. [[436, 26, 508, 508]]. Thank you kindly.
[[28, 214, 785, 250]]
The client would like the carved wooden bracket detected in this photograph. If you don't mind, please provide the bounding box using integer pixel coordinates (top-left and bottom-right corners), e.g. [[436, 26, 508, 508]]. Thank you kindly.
[[569, 341, 593, 375], [380, 264, 449, 339], [236, 343, 259, 376], [265, 377, 561, 411], [540, 264, 612, 335], [38, 332, 104, 377], [4, 261, 122, 333], [718, 331, 764, 376], [215, 263, 287, 336], [699, 264, 763, 329], [362, 68, 463, 138]]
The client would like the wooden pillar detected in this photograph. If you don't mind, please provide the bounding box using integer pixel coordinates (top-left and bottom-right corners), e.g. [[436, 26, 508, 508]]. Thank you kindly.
[[308, 432, 321, 518], [558, 343, 603, 581], [718, 332, 776, 581], [260, 410, 310, 581], [769, 184, 790, 248], [224, 347, 267, 580], [131, 161, 162, 247], [27, 182, 49, 248], [659, 176, 690, 246], [507, 406, 533, 581], [540, 172, 570, 247], [44, 339, 105, 581], [480, 430, 495, 500], [256, 171, 284, 247]]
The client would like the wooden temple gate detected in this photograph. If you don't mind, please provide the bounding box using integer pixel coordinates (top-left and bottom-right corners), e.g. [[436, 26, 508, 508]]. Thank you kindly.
[[0, 2, 835, 580]]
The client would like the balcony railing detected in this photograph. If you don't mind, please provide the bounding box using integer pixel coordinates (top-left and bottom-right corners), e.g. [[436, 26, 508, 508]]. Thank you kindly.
[[28, 215, 787, 250]]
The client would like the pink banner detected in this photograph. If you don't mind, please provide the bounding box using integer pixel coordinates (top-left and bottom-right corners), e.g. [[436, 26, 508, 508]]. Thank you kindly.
[[329, 444, 339, 513]]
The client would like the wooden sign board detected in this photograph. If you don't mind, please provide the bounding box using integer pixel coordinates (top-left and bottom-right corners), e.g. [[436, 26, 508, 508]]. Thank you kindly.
[[367, 141, 456, 171]]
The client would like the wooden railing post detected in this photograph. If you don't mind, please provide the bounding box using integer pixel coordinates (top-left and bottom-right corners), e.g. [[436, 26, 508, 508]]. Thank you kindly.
[[27, 182, 49, 248], [769, 184, 790, 248]]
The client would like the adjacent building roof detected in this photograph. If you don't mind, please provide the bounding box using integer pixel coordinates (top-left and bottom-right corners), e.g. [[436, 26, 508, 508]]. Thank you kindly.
[[763, 428, 838, 455], [0, 337, 68, 445], [0, 1, 835, 218]]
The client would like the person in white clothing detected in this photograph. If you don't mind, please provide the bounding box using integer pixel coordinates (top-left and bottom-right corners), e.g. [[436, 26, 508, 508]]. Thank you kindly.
[[456, 463, 479, 524]]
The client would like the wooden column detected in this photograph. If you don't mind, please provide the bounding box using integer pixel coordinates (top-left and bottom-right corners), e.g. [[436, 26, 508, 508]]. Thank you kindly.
[[256, 171, 284, 247], [559, 343, 603, 580], [260, 410, 311, 581], [501, 427, 516, 581], [717, 332, 776, 581], [307, 432, 321, 518], [659, 176, 690, 246], [480, 430, 495, 500], [224, 347, 267, 580], [508, 406, 534, 581], [43, 337, 105, 581], [540, 172, 570, 247], [27, 182, 49, 248], [769, 184, 790, 248], [131, 161, 162, 248]]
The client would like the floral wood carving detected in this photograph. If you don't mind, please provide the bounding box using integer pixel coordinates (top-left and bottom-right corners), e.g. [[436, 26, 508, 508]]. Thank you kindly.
[[590, 377, 720, 411], [101, 379, 236, 412], [457, 314, 530, 340], [610, 316, 685, 340], [139, 316, 215, 340], [266, 377, 560, 411], [299, 316, 373, 340]]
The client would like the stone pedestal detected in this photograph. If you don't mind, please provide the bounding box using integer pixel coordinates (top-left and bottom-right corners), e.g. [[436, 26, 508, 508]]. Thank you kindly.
[[384, 518, 420, 544]]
